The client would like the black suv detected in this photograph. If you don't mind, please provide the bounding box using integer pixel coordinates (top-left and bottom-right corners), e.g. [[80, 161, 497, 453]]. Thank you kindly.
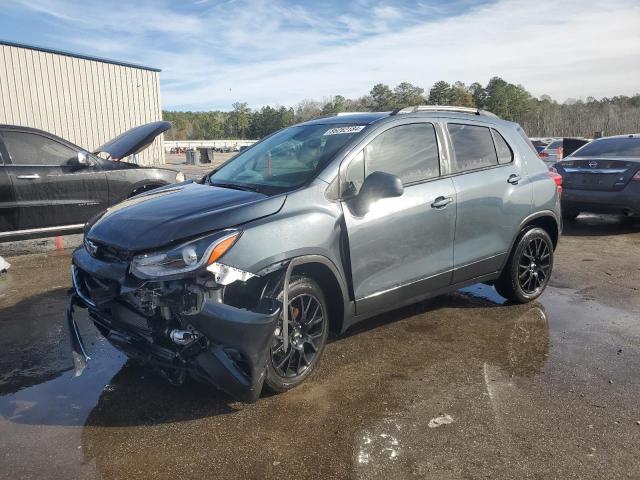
[[69, 106, 562, 402]]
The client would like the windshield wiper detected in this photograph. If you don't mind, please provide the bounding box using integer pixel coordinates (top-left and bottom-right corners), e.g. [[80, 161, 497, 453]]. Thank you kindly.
[[210, 181, 261, 193]]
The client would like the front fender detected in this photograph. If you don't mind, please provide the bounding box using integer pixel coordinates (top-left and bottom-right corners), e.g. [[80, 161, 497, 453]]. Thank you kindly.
[[105, 168, 174, 203]]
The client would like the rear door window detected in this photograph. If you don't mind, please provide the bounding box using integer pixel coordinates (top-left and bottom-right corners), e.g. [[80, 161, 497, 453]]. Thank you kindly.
[[448, 124, 498, 172], [364, 123, 440, 184], [0, 131, 77, 166]]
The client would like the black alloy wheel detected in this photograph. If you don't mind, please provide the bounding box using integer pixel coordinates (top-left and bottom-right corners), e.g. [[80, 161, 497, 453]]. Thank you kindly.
[[495, 227, 554, 303], [264, 276, 329, 392], [271, 293, 325, 377], [517, 236, 551, 294]]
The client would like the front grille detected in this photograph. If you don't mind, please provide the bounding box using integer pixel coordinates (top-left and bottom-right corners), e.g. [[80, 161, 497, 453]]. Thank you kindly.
[[73, 266, 120, 307]]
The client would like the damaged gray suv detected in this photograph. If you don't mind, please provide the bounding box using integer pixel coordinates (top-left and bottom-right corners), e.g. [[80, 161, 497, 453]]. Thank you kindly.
[[68, 106, 562, 402]]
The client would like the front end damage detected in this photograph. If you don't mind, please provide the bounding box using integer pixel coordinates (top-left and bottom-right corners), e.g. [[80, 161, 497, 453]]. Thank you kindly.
[[67, 247, 281, 402]]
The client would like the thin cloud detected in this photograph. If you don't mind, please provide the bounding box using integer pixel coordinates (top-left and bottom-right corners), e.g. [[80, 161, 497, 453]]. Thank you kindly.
[[5, 0, 640, 110]]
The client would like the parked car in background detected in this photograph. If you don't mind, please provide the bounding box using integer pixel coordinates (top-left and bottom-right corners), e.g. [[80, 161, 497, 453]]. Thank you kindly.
[[68, 106, 561, 402], [562, 137, 590, 157], [531, 139, 549, 153], [0, 121, 183, 241], [539, 139, 563, 164], [554, 134, 640, 219]]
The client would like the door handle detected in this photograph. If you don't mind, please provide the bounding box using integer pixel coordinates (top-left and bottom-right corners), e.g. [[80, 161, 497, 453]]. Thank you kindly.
[[16, 174, 40, 180], [431, 196, 453, 209], [507, 174, 521, 185]]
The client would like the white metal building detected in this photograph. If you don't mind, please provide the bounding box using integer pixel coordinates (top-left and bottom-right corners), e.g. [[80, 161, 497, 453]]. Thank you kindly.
[[0, 40, 164, 165]]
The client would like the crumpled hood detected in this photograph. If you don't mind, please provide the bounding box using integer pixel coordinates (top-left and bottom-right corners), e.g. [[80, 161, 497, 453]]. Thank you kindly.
[[87, 182, 286, 252]]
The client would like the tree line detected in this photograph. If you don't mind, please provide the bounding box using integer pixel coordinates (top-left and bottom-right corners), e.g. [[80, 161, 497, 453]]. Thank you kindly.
[[163, 76, 640, 140]]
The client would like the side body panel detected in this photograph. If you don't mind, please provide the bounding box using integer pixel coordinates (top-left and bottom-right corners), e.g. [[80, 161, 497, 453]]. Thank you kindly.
[[0, 128, 109, 230], [100, 162, 176, 203], [342, 178, 456, 315], [445, 121, 533, 283], [8, 163, 108, 229]]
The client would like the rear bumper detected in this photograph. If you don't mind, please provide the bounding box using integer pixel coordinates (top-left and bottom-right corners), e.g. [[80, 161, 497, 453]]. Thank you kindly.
[[562, 183, 640, 215], [68, 251, 280, 403]]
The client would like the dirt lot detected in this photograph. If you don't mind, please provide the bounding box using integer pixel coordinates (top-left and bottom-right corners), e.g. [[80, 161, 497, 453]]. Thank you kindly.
[[0, 214, 639, 479]]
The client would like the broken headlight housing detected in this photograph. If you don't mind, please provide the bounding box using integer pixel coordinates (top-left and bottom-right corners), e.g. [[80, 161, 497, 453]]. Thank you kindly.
[[130, 229, 240, 279]]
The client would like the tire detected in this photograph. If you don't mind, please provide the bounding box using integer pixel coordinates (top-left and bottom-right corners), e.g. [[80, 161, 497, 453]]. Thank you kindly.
[[264, 275, 330, 393], [562, 209, 579, 220], [495, 227, 554, 303]]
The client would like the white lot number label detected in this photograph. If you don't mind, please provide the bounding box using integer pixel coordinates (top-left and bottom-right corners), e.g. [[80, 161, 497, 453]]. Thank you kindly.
[[324, 126, 365, 136]]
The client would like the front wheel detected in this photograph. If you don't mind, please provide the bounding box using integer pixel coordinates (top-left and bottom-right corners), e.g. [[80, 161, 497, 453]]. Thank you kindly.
[[495, 227, 554, 303], [264, 276, 329, 393]]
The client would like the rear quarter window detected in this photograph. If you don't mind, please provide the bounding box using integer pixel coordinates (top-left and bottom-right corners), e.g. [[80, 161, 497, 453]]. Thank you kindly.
[[491, 129, 514, 164], [448, 123, 498, 172]]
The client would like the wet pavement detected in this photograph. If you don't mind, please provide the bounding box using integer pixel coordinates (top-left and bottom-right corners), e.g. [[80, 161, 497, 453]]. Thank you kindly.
[[1, 214, 639, 479]]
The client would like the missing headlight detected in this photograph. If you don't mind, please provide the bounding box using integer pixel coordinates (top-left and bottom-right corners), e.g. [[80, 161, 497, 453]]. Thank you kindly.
[[206, 262, 257, 285]]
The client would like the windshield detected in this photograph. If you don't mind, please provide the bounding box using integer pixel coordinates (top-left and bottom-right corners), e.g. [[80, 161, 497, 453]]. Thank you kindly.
[[571, 137, 640, 157], [209, 123, 365, 193]]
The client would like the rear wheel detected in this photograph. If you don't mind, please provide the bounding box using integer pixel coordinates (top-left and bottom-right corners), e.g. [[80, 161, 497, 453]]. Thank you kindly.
[[495, 227, 554, 303], [264, 276, 329, 393]]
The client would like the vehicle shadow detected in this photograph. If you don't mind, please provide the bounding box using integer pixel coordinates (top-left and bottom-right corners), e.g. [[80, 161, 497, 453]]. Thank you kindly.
[[562, 213, 640, 237], [83, 361, 239, 428], [338, 282, 508, 342]]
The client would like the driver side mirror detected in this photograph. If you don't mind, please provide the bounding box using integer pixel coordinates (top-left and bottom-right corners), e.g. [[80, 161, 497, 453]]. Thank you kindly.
[[350, 171, 404, 216], [77, 151, 91, 166]]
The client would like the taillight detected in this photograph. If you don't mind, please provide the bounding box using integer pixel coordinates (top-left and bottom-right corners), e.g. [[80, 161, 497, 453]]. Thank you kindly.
[[539, 151, 549, 158], [633, 170, 640, 182], [548, 167, 563, 194]]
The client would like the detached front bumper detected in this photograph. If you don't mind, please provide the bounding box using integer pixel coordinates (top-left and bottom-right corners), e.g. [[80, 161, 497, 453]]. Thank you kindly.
[[68, 249, 280, 403]]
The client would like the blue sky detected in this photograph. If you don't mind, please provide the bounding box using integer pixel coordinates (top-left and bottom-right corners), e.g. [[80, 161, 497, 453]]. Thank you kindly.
[[2, 0, 640, 110]]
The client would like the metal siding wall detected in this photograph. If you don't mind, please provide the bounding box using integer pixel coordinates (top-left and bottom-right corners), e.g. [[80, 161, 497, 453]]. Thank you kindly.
[[0, 44, 164, 165]]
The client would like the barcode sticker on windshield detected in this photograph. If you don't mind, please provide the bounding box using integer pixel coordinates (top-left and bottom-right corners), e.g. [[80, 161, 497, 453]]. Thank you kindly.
[[324, 126, 365, 136]]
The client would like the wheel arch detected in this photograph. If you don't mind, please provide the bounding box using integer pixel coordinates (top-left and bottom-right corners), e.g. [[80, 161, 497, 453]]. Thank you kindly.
[[256, 254, 349, 336], [499, 211, 560, 273], [520, 211, 560, 248]]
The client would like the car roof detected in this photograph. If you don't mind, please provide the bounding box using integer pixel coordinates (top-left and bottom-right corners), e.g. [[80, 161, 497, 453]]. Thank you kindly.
[[592, 133, 640, 140], [0, 124, 76, 147], [300, 112, 391, 126], [300, 109, 514, 128], [0, 124, 60, 135]]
